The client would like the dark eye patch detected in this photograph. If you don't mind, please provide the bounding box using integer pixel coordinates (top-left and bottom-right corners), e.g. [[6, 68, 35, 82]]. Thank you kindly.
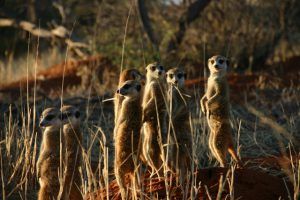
[[136, 84, 141, 91], [219, 59, 224, 64], [150, 66, 156, 71], [210, 60, 215, 65], [159, 65, 164, 70], [168, 73, 174, 79], [123, 84, 130, 89], [45, 114, 55, 121], [75, 111, 80, 118], [177, 73, 183, 79], [61, 114, 68, 120]]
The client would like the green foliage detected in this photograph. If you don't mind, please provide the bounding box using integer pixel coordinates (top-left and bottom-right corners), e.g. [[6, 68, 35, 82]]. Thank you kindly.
[[0, 0, 300, 73]]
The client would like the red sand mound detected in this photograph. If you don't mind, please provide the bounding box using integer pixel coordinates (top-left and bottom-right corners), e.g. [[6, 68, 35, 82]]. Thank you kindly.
[[85, 167, 292, 200], [0, 55, 117, 99]]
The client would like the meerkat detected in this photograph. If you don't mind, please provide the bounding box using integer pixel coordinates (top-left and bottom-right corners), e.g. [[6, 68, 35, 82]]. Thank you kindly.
[[142, 62, 168, 176], [114, 69, 145, 126], [166, 67, 192, 182], [200, 55, 242, 167], [61, 105, 83, 200], [114, 80, 143, 199], [36, 107, 64, 200]]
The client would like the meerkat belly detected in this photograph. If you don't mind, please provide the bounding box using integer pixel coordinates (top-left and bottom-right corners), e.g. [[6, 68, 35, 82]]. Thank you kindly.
[[40, 156, 60, 185], [209, 102, 230, 119], [115, 123, 140, 153]]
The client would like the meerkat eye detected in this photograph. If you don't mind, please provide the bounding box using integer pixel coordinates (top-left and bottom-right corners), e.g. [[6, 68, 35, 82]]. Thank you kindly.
[[219, 59, 224, 64], [150, 66, 156, 71], [210, 60, 215, 65], [75, 111, 80, 118], [177, 73, 183, 79], [123, 84, 130, 89], [61, 114, 68, 120], [136, 84, 141, 91], [45, 115, 55, 121], [169, 74, 174, 79]]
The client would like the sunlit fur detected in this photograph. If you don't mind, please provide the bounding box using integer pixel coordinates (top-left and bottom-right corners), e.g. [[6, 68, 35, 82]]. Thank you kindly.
[[142, 62, 168, 176], [200, 55, 242, 167], [114, 80, 143, 199], [37, 107, 64, 200], [114, 69, 145, 134]]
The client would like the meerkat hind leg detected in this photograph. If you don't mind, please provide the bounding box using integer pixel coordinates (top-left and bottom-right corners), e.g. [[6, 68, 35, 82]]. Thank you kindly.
[[228, 146, 243, 168], [115, 167, 128, 200], [212, 136, 227, 168], [38, 186, 55, 200]]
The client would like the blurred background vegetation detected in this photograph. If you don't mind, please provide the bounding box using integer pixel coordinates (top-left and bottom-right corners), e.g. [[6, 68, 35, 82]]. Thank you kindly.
[[0, 0, 300, 83]]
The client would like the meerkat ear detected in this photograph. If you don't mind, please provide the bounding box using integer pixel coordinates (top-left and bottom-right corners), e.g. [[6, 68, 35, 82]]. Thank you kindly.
[[136, 85, 141, 91]]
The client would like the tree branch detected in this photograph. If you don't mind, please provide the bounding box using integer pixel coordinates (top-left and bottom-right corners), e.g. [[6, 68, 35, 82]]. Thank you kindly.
[[167, 0, 211, 53], [136, 0, 159, 51], [0, 17, 89, 57]]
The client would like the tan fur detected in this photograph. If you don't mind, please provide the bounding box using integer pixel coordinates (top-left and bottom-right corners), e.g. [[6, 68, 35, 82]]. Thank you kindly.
[[37, 107, 64, 200], [114, 69, 145, 132], [114, 80, 143, 199], [166, 67, 192, 182], [200, 55, 242, 167], [61, 105, 83, 200], [142, 62, 168, 175]]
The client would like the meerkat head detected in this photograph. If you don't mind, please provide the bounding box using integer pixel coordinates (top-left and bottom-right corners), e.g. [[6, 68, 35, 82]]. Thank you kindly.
[[145, 62, 165, 80], [61, 105, 81, 127], [119, 69, 146, 85], [39, 107, 62, 130], [166, 67, 187, 88], [208, 55, 229, 76], [116, 80, 142, 99]]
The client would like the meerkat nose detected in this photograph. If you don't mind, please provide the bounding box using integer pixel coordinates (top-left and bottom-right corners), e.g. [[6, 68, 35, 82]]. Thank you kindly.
[[158, 71, 162, 75], [174, 80, 178, 84], [116, 89, 120, 94]]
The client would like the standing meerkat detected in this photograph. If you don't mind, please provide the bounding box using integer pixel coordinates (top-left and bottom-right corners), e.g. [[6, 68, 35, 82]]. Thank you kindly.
[[37, 107, 64, 200], [200, 55, 242, 167], [166, 67, 192, 182], [61, 105, 83, 200], [114, 80, 143, 199], [142, 62, 168, 176], [114, 69, 145, 126]]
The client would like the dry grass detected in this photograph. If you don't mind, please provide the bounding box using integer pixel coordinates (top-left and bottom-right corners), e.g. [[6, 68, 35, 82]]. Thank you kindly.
[[0, 23, 299, 199], [0, 73, 299, 199]]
